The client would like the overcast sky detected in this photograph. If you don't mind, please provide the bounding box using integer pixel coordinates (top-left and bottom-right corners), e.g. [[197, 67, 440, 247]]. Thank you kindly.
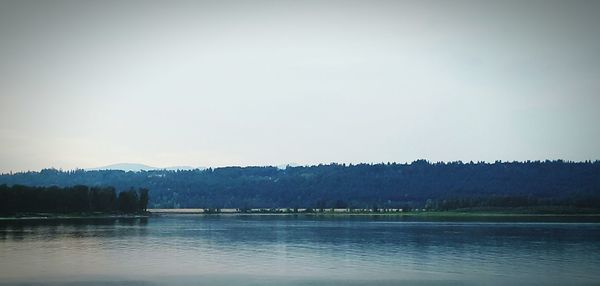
[[0, 0, 599, 172]]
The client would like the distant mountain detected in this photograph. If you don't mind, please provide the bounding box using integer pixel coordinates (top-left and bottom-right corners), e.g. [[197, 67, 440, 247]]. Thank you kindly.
[[86, 163, 198, 172], [163, 166, 198, 171], [86, 163, 158, 172], [276, 163, 301, 169]]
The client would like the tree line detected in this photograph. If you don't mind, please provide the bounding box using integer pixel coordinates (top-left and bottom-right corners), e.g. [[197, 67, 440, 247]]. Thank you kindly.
[[0, 184, 149, 215], [0, 160, 599, 210]]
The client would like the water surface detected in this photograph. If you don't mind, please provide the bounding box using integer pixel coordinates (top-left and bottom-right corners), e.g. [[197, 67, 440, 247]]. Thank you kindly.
[[1, 215, 599, 285]]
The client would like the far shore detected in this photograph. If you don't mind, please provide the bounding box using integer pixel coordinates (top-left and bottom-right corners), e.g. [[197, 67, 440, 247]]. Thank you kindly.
[[3, 209, 600, 221], [148, 208, 600, 217], [0, 212, 150, 220]]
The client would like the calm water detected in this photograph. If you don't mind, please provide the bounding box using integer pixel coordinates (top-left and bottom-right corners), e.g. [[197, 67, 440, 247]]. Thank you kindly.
[[1, 215, 599, 286]]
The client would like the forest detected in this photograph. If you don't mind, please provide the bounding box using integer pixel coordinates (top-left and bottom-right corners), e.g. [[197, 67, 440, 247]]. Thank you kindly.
[[0, 160, 599, 211], [0, 185, 149, 216]]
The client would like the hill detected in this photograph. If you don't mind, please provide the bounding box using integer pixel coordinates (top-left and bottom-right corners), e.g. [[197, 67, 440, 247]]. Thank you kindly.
[[1, 160, 599, 210]]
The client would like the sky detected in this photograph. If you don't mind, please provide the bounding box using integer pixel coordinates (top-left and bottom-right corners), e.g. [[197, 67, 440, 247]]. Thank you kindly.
[[0, 0, 599, 172]]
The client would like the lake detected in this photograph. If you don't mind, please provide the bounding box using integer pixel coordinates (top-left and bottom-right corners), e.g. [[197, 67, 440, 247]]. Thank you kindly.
[[1, 215, 599, 285]]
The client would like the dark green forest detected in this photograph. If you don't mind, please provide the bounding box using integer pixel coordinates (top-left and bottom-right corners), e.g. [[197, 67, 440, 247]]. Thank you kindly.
[[0, 185, 149, 215], [1, 160, 599, 211]]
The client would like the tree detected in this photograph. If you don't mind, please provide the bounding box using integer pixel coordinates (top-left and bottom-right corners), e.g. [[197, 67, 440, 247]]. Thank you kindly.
[[138, 188, 149, 212], [0, 185, 148, 215], [118, 189, 140, 213]]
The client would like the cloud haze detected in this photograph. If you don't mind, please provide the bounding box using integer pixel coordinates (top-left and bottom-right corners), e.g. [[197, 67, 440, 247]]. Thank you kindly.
[[1, 0, 599, 172]]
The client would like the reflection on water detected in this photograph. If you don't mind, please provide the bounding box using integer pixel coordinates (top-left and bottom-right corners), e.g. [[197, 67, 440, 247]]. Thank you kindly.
[[1, 216, 599, 285]]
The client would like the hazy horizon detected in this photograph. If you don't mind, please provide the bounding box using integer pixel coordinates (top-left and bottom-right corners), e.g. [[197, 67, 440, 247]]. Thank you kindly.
[[2, 159, 599, 174], [1, 0, 599, 173]]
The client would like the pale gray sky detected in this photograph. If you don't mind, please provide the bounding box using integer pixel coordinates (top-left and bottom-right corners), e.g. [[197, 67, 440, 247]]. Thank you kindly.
[[1, 0, 599, 172]]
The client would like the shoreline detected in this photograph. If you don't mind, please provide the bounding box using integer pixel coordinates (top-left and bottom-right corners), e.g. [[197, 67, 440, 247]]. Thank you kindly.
[[3, 211, 600, 221], [149, 209, 600, 217], [0, 213, 150, 221], [152, 211, 600, 222]]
